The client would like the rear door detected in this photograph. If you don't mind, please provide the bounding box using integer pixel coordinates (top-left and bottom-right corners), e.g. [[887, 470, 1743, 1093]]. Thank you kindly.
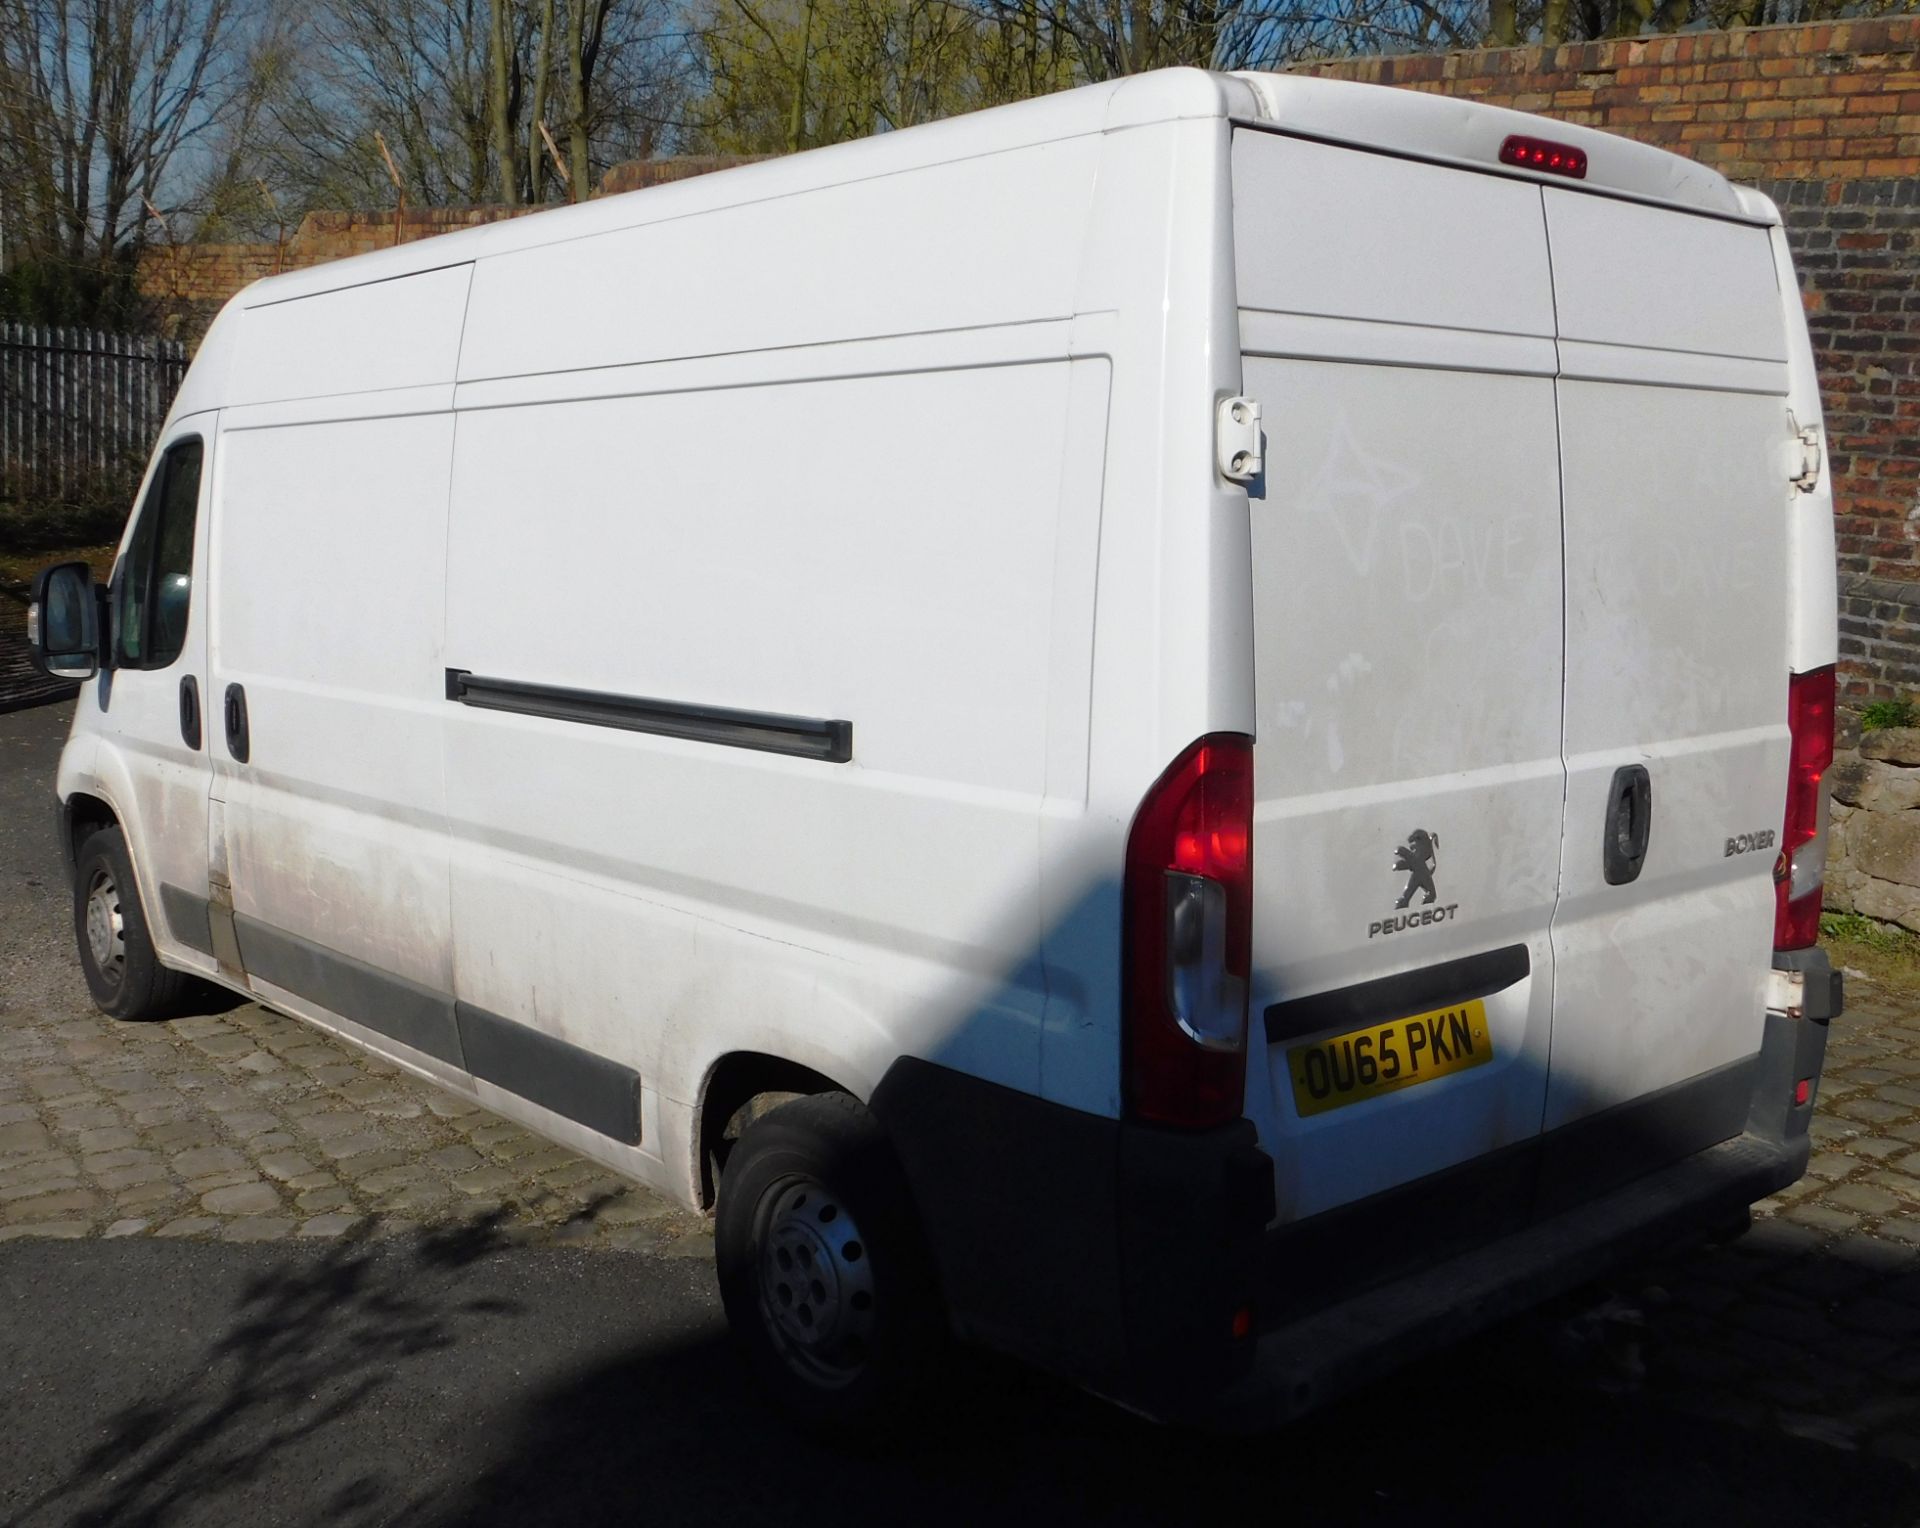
[[1540, 191, 1791, 1190], [1232, 132, 1566, 1229]]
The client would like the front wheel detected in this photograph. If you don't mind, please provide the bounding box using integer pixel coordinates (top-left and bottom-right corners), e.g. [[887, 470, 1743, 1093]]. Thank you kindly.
[[72, 826, 193, 1021], [715, 1092, 946, 1431]]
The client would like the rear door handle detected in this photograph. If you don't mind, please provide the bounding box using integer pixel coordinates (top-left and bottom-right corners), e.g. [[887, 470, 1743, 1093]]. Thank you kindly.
[[1603, 764, 1652, 885], [178, 675, 201, 750], [224, 682, 250, 763]]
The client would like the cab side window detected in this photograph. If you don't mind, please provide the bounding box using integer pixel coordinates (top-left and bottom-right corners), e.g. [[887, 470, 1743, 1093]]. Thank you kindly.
[[117, 439, 203, 670]]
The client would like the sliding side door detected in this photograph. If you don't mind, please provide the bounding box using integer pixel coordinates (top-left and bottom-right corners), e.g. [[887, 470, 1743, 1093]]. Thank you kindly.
[[207, 267, 470, 1075]]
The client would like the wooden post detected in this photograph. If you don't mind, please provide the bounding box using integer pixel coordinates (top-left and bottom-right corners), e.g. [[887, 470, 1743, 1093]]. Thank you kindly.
[[257, 179, 288, 275], [374, 131, 408, 245], [538, 121, 573, 200]]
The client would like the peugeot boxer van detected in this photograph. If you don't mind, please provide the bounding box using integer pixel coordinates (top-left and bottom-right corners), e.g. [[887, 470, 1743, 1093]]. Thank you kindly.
[[30, 67, 1843, 1428]]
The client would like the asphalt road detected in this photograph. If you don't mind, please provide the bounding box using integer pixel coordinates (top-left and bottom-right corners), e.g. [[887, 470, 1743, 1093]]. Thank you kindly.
[[3, 700, 1917, 1527], [3, 1229, 1915, 1528], [0, 699, 80, 1020]]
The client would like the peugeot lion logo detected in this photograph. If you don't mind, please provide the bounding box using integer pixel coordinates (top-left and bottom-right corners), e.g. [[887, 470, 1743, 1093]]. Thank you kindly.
[[1369, 829, 1459, 940], [1392, 829, 1440, 908]]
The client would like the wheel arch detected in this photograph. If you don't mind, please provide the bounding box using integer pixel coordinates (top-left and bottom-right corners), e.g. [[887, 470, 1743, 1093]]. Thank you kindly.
[[61, 791, 121, 872], [60, 788, 185, 983], [696, 1050, 853, 1209]]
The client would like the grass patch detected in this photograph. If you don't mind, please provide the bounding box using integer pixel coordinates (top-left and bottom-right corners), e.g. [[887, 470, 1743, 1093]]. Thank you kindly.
[[2, 482, 132, 637], [0, 542, 118, 636], [1820, 911, 1920, 991], [0, 478, 138, 553], [1859, 698, 1920, 733]]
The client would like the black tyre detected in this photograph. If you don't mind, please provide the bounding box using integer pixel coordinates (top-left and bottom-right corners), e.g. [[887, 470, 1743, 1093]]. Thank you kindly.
[[72, 826, 193, 1021], [715, 1091, 946, 1431]]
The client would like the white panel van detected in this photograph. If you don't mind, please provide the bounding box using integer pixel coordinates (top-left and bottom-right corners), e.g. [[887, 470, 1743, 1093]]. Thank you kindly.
[[29, 68, 1844, 1428]]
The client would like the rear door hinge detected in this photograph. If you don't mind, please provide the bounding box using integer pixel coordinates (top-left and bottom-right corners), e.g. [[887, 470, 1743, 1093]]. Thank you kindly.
[[1786, 410, 1822, 494], [1217, 396, 1264, 485]]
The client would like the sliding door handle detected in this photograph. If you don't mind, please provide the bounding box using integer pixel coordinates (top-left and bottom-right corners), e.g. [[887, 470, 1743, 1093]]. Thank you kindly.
[[178, 675, 201, 750], [223, 683, 250, 763], [1603, 764, 1652, 886]]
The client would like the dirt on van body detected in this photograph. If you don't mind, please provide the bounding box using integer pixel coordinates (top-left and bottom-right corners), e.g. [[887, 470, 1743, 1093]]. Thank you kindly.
[[0, 699, 703, 1253]]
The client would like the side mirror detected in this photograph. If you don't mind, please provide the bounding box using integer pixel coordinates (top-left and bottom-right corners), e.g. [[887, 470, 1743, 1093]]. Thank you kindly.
[[27, 562, 103, 680]]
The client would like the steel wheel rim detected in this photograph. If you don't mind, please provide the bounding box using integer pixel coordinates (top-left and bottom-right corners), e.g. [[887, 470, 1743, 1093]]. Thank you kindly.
[[754, 1174, 877, 1390], [85, 867, 125, 982]]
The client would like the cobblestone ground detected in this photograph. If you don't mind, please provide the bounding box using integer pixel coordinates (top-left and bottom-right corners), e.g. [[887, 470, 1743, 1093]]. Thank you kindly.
[[0, 630, 79, 715], [0, 994, 705, 1255], [0, 706, 702, 1257], [1490, 974, 1920, 1469]]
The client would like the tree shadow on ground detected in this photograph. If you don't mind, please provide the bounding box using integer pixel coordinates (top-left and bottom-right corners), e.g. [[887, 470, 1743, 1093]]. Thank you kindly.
[[11, 1213, 525, 1528], [368, 1223, 1920, 1528], [7, 1210, 1916, 1528]]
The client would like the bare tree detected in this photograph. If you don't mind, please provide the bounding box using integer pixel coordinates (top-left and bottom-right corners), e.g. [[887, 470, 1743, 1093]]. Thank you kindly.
[[563, 0, 613, 192], [255, 0, 494, 209], [528, 0, 558, 200], [235, 0, 680, 216], [690, 0, 1019, 153], [683, 0, 1494, 155], [0, 0, 252, 321], [491, 0, 523, 205]]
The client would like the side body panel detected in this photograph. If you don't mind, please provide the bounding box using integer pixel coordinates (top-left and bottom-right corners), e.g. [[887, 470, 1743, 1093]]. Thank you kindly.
[[1037, 113, 1255, 1120], [441, 354, 1095, 1190], [1753, 198, 1842, 680], [440, 132, 1148, 1199]]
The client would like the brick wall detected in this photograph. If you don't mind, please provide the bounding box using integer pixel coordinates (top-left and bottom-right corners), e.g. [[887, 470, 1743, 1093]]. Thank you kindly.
[[1293, 18, 1920, 705], [136, 158, 757, 334], [137, 208, 543, 316], [597, 153, 770, 195]]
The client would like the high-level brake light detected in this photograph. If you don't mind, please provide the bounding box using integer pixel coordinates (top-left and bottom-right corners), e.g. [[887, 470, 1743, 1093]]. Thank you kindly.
[[1499, 135, 1589, 180]]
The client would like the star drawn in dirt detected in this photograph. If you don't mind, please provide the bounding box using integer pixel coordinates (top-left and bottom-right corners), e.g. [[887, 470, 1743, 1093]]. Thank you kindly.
[[1293, 413, 1422, 577]]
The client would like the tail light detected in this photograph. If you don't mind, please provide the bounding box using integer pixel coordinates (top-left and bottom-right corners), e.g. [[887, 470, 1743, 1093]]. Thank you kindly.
[[1775, 666, 1835, 950], [1123, 734, 1254, 1128]]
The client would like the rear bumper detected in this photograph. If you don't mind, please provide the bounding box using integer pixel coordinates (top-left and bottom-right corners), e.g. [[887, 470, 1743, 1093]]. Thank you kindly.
[[1190, 1124, 1808, 1429], [871, 953, 1836, 1426], [1204, 976, 1834, 1429]]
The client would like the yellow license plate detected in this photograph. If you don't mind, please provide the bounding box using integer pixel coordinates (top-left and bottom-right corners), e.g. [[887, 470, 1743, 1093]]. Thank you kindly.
[[1287, 998, 1493, 1118]]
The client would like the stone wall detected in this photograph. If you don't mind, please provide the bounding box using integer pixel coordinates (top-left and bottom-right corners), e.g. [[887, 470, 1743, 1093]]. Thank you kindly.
[[1830, 730, 1920, 929]]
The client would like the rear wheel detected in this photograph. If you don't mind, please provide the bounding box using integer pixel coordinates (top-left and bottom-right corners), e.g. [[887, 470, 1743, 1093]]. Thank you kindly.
[[715, 1091, 945, 1431], [73, 827, 193, 1021]]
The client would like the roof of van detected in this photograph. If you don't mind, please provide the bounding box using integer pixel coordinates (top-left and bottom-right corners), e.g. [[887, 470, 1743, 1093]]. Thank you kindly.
[[235, 68, 1755, 311]]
